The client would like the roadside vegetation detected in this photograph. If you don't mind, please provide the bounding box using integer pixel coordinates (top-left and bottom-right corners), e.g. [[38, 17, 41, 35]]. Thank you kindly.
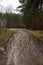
[[27, 30, 43, 42], [0, 30, 12, 46], [0, 28, 20, 46], [0, 28, 43, 47]]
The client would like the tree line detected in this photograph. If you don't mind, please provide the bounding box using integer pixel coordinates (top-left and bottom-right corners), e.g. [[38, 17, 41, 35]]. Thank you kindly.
[[0, 12, 25, 28], [18, 0, 43, 30], [0, 0, 43, 30]]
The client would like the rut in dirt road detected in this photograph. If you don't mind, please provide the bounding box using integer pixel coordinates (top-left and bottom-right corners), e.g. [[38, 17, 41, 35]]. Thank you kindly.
[[0, 29, 43, 65]]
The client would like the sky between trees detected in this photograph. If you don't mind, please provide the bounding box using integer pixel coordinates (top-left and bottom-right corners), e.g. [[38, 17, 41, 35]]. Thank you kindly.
[[0, 0, 21, 13]]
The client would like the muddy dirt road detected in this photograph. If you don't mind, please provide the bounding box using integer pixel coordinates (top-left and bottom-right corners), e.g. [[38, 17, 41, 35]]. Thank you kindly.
[[0, 29, 43, 65]]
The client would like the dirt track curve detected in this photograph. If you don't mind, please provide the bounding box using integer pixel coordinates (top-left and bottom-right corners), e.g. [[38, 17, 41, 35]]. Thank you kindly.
[[0, 29, 43, 65]]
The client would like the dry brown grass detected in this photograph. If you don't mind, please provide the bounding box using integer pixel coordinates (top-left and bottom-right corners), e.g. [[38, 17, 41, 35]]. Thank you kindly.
[[8, 28, 43, 42], [0, 28, 43, 46], [0, 32, 12, 46], [27, 30, 43, 42], [0, 28, 20, 46]]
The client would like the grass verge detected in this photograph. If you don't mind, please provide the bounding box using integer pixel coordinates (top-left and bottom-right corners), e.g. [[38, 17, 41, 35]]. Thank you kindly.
[[0, 28, 43, 47], [27, 30, 43, 42]]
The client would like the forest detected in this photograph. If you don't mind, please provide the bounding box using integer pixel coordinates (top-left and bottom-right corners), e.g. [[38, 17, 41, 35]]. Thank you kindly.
[[0, 0, 43, 30]]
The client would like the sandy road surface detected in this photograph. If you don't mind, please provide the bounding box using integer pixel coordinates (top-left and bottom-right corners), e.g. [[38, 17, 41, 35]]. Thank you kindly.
[[0, 29, 43, 65]]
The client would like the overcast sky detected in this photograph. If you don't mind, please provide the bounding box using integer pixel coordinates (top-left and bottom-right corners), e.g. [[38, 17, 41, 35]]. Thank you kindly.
[[0, 0, 21, 13]]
